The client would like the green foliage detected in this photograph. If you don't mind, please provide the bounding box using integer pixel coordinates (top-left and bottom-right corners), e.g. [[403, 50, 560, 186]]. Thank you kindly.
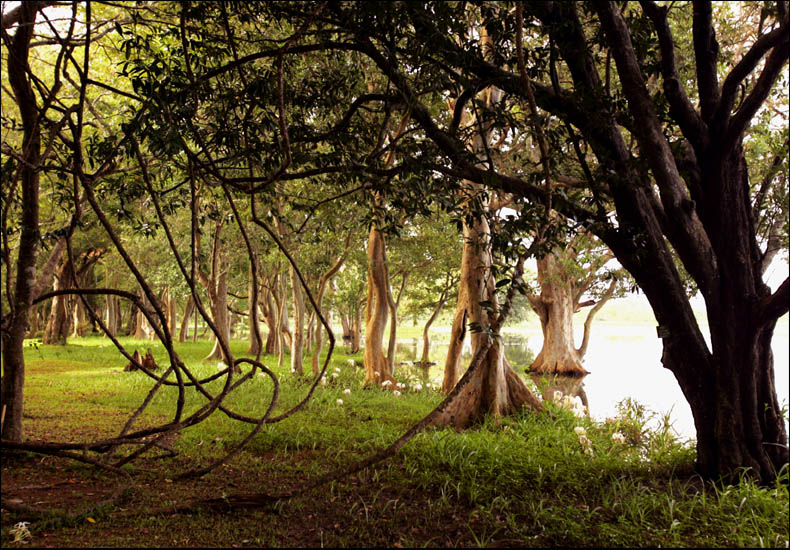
[[7, 335, 787, 548]]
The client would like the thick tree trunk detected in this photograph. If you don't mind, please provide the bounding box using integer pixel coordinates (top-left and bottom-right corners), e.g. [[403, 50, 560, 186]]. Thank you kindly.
[[363, 226, 392, 384], [435, 340, 543, 428], [1, 3, 41, 442], [528, 253, 588, 376], [442, 215, 486, 393]]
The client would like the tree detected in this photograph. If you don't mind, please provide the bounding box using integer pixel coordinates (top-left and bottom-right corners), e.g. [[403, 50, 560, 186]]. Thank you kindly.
[[525, 230, 620, 377], [344, 1, 789, 481]]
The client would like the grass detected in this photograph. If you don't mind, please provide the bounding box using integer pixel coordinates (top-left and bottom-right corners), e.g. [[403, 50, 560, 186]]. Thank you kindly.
[[1, 335, 788, 548]]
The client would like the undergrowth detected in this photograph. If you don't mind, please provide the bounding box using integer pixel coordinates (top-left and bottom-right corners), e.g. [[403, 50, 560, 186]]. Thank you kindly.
[[1, 336, 788, 548]]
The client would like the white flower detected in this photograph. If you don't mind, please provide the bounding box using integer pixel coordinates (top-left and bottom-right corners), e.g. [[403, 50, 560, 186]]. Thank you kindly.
[[334, 367, 341, 373], [578, 434, 594, 456], [574, 426, 587, 436], [393, 390, 401, 397], [553, 390, 564, 402], [396, 382, 404, 389], [343, 388, 351, 395], [320, 378, 328, 387], [413, 384, 423, 391], [374, 371, 380, 376], [10, 522, 31, 543], [217, 361, 227, 371], [381, 380, 392, 387], [331, 372, 339, 378], [612, 432, 626, 444], [336, 399, 343, 406], [347, 359, 355, 367]]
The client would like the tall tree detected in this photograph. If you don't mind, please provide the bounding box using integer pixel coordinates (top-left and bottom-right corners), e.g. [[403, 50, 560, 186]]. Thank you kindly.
[[352, 1, 790, 481]]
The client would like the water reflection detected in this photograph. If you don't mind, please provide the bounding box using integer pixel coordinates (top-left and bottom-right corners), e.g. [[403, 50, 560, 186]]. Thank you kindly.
[[389, 323, 789, 440], [393, 337, 535, 370]]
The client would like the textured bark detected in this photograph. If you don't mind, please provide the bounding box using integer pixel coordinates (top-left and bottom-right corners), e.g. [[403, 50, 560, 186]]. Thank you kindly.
[[1, 2, 41, 441], [442, 216, 486, 393], [528, 253, 587, 376], [363, 226, 391, 384]]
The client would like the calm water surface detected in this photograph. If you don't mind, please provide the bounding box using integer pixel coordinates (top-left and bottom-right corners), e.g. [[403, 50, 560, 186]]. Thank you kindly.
[[393, 318, 790, 441]]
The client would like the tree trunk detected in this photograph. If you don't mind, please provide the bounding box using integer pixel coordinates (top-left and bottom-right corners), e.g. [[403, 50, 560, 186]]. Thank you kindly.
[[363, 226, 392, 384], [178, 295, 195, 343], [263, 284, 279, 355], [106, 293, 119, 337], [205, 270, 231, 365], [311, 255, 345, 375], [442, 214, 487, 393], [43, 261, 72, 345], [341, 313, 352, 342], [421, 291, 447, 364], [1, 3, 41, 441], [71, 294, 87, 337], [133, 288, 151, 339], [351, 303, 362, 354], [386, 273, 408, 375], [435, 25, 541, 423], [528, 253, 588, 376], [166, 289, 177, 337], [289, 264, 305, 375], [277, 272, 291, 369], [247, 262, 262, 356]]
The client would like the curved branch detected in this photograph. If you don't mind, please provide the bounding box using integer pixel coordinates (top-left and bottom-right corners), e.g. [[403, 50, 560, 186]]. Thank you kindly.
[[576, 278, 617, 359], [757, 277, 789, 326]]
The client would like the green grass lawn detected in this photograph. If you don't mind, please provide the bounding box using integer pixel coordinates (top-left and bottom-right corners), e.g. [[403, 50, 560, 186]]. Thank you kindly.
[[1, 335, 788, 548]]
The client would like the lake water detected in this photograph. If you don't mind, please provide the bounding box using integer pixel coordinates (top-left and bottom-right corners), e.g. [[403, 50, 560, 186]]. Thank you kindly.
[[391, 318, 790, 441]]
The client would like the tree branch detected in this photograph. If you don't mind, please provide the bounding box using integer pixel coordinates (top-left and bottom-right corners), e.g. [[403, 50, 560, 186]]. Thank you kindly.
[[692, 1, 721, 122], [757, 277, 789, 325], [639, 0, 708, 150]]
